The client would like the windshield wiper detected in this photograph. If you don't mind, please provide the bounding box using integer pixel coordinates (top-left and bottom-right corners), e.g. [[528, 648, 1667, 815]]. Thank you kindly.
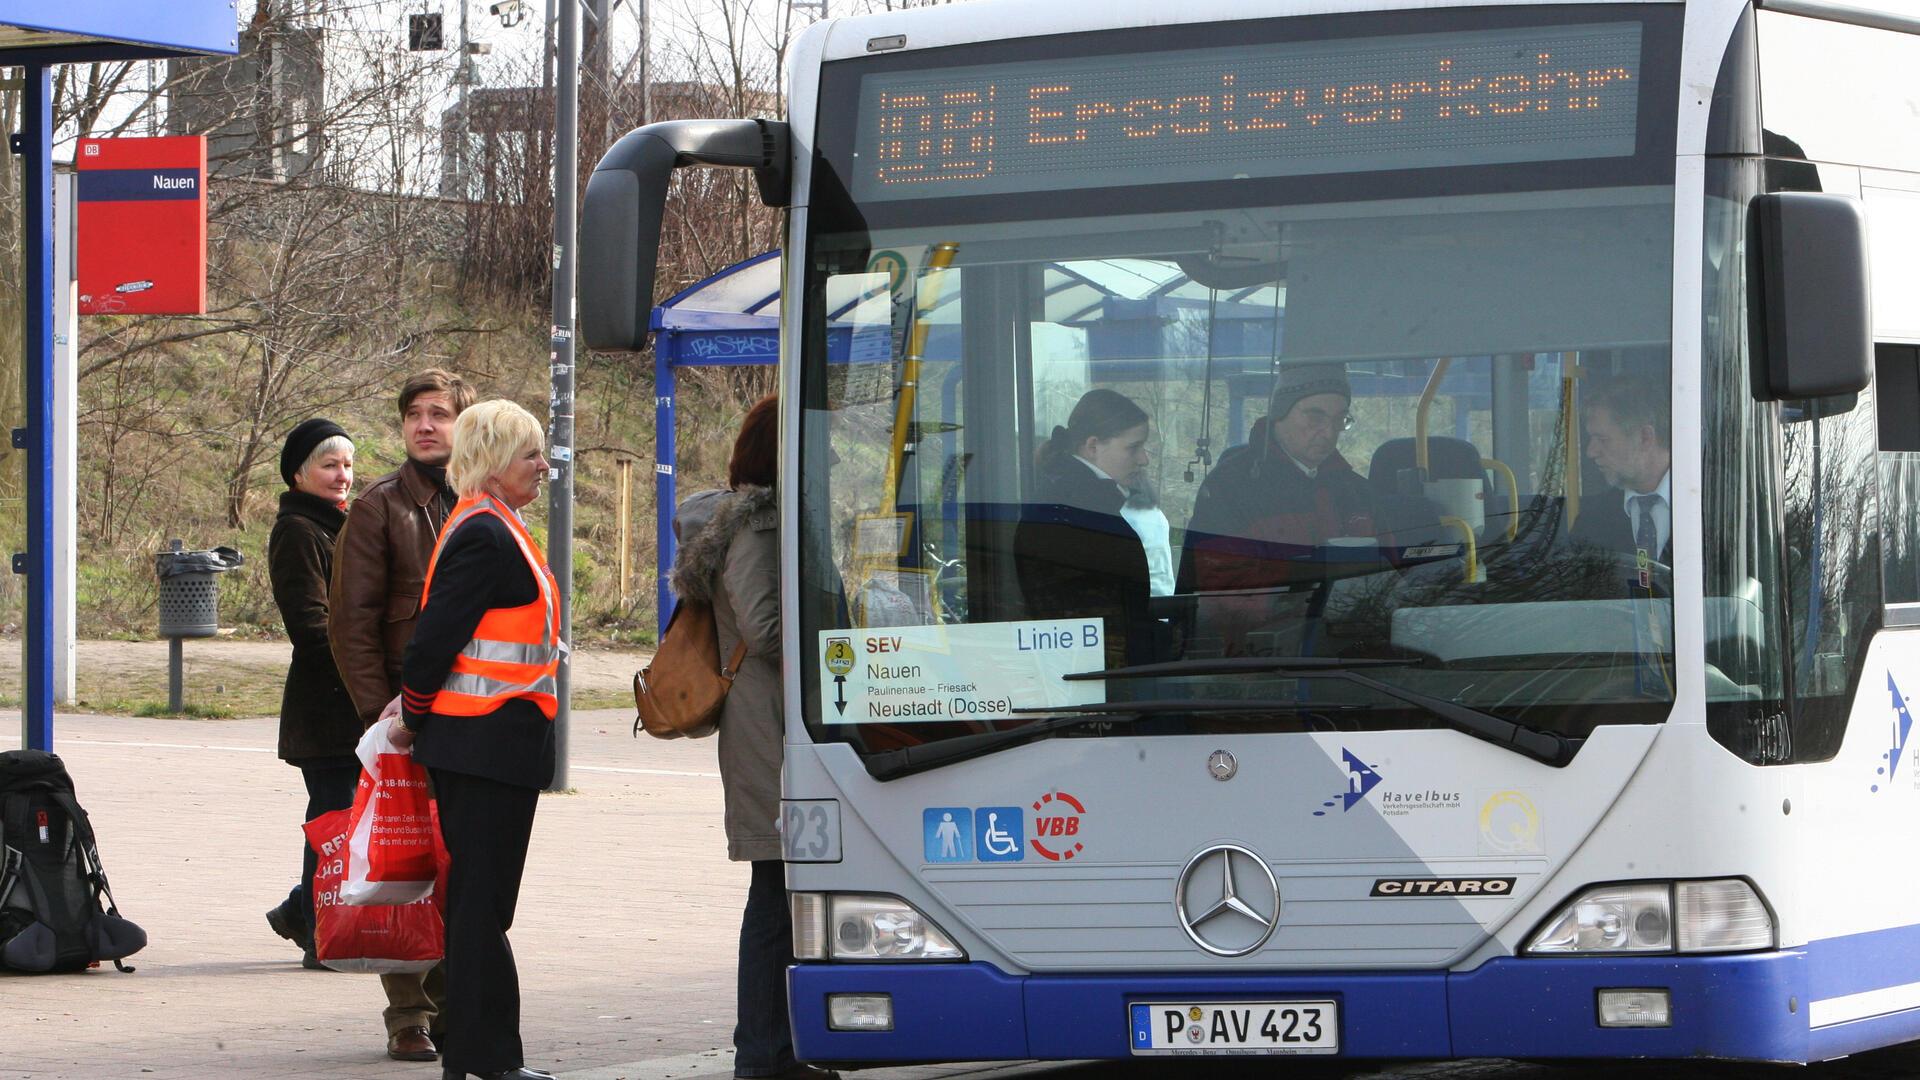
[[1063, 658, 1576, 767], [862, 700, 1358, 781], [1061, 657, 1419, 681]]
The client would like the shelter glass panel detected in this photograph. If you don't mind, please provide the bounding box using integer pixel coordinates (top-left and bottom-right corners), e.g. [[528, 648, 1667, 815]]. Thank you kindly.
[[0, 70, 24, 661]]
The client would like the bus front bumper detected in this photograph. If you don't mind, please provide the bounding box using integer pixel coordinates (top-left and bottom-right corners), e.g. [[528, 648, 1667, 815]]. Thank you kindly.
[[790, 951, 1813, 1063]]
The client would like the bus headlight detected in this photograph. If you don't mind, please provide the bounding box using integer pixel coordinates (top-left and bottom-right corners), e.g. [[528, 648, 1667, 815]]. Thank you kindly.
[[1525, 879, 1774, 955], [1527, 883, 1672, 954], [790, 892, 965, 961]]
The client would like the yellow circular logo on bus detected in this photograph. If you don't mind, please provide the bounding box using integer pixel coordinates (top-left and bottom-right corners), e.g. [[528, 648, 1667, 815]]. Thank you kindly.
[[1478, 790, 1542, 854]]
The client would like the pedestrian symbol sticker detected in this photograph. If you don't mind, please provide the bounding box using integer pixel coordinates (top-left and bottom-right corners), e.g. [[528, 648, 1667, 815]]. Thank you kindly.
[[975, 807, 1024, 862], [923, 808, 973, 862]]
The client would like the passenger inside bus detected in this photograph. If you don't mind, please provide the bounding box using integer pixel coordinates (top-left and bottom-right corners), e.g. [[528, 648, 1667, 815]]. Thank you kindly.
[[1178, 363, 1377, 587], [1013, 389, 1167, 666], [1173, 363, 1390, 654]]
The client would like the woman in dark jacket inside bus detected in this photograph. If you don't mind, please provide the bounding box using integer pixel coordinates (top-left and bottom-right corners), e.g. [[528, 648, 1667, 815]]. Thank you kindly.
[[386, 399, 557, 1080], [1013, 388, 1163, 667]]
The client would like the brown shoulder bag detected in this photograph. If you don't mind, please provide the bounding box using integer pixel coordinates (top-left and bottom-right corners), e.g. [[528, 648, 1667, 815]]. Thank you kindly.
[[633, 599, 749, 739]]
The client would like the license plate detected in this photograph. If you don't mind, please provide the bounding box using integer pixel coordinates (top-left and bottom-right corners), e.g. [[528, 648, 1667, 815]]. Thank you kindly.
[[1129, 1000, 1339, 1055]]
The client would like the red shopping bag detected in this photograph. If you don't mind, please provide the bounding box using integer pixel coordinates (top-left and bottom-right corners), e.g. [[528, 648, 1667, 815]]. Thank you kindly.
[[304, 808, 445, 974], [343, 720, 439, 905]]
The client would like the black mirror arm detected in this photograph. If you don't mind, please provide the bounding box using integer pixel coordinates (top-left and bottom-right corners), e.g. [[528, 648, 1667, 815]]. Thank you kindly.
[[580, 119, 792, 351], [596, 118, 791, 207]]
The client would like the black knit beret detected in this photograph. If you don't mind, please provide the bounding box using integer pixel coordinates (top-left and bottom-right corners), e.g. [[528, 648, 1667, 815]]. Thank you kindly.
[[280, 418, 350, 488]]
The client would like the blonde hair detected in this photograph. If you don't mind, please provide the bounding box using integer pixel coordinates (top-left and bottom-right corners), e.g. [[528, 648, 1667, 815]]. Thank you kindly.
[[447, 399, 545, 498]]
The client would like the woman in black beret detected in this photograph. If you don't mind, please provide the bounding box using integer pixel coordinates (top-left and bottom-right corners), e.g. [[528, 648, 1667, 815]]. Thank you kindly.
[[263, 419, 365, 969]]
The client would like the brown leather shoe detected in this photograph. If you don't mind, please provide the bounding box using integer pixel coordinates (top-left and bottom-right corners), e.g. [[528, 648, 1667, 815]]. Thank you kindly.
[[388, 1026, 438, 1061]]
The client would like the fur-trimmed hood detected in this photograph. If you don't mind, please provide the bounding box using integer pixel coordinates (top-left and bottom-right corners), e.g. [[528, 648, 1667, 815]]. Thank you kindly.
[[668, 485, 776, 603]]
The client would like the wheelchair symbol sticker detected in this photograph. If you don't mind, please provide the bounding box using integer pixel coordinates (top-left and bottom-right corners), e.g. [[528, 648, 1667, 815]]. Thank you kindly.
[[974, 806, 1024, 861]]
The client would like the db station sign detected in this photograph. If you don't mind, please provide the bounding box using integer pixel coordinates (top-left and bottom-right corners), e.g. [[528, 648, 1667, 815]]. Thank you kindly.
[[76, 136, 208, 316]]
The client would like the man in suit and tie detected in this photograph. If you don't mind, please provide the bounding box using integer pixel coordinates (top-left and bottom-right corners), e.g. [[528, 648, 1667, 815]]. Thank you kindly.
[[1571, 376, 1672, 565]]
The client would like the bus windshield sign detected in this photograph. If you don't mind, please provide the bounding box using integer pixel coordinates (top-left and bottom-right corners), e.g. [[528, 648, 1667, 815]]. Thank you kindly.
[[850, 21, 1644, 200]]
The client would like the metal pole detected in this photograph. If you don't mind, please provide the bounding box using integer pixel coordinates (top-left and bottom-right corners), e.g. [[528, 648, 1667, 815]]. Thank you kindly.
[[636, 0, 649, 125], [52, 171, 77, 705], [546, 0, 579, 791], [584, 0, 610, 153], [655, 345, 676, 639], [168, 638, 184, 714], [458, 0, 471, 198], [617, 457, 632, 609], [21, 65, 54, 752]]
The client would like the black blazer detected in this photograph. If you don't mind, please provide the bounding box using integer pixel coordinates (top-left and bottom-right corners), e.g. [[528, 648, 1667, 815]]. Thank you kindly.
[[403, 512, 557, 790], [1013, 453, 1157, 667], [1570, 490, 1674, 564]]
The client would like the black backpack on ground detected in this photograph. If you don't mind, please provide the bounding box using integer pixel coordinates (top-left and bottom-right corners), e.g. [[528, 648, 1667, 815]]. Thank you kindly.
[[0, 750, 145, 973]]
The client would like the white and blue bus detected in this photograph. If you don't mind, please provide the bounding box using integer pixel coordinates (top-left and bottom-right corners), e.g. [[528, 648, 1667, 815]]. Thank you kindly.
[[581, 0, 1920, 1064]]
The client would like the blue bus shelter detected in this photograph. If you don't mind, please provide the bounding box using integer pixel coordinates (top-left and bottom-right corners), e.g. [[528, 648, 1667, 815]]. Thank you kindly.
[[649, 251, 783, 631], [4, 2, 236, 750]]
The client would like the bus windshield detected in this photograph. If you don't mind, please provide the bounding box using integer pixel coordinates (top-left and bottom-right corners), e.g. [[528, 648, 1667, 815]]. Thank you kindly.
[[797, 5, 1685, 768]]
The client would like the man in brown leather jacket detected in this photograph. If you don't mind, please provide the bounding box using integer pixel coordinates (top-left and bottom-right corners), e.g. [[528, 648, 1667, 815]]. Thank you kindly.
[[327, 367, 472, 1061]]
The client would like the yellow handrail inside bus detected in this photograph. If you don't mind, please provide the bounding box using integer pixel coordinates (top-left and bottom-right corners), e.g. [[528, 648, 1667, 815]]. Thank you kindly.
[[1414, 357, 1452, 473], [1482, 457, 1519, 542], [1561, 355, 1583, 529], [882, 242, 961, 509], [1438, 515, 1479, 583]]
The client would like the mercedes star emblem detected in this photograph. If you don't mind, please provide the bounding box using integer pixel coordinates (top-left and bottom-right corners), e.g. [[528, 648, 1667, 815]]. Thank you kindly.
[[1207, 749, 1237, 781], [1175, 843, 1280, 957]]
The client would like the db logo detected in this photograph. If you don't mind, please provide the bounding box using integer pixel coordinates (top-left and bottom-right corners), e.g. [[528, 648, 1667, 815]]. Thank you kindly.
[[1030, 790, 1086, 861]]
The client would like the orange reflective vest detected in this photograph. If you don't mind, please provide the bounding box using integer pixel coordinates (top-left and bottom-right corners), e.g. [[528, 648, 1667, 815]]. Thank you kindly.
[[418, 495, 561, 720]]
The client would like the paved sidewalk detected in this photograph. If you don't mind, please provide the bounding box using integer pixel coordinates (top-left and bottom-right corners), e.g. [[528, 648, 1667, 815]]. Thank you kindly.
[[0, 709, 989, 1080], [11, 711, 1920, 1080]]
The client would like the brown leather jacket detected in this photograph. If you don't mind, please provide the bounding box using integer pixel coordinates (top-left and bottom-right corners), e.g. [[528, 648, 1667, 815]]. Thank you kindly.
[[328, 459, 454, 725]]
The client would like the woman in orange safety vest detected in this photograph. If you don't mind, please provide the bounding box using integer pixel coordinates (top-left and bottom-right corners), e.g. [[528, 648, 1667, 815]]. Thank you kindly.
[[386, 398, 556, 1080]]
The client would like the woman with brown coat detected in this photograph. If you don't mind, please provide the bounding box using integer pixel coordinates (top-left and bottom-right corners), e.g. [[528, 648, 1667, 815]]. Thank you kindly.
[[669, 396, 834, 1080]]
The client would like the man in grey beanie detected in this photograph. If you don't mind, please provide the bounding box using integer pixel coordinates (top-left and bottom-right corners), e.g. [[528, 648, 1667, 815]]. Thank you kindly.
[[1176, 362, 1379, 645]]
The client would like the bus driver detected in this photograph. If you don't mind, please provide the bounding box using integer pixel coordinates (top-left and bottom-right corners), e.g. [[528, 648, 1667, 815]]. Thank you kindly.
[[1572, 376, 1673, 565]]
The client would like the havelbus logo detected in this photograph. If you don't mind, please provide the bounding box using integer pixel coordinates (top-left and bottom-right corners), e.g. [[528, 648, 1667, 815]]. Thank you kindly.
[[1370, 877, 1516, 897]]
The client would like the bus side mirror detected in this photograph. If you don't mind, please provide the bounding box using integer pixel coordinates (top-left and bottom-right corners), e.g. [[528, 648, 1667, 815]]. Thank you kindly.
[[1748, 192, 1873, 401], [580, 119, 791, 352]]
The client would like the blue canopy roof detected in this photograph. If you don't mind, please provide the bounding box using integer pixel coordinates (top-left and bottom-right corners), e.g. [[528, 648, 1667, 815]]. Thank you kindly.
[[0, 2, 235, 62]]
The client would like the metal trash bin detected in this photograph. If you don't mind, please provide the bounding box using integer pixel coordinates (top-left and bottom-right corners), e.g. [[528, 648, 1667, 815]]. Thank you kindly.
[[155, 541, 245, 639]]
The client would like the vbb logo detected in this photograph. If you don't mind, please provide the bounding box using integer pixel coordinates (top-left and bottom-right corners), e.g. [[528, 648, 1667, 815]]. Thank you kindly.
[[1031, 790, 1086, 861]]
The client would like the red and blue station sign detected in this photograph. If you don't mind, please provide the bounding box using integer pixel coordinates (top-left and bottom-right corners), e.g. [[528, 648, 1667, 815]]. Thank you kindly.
[[76, 135, 208, 316]]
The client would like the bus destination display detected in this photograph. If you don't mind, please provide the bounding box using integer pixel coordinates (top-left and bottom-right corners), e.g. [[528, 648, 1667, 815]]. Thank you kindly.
[[850, 22, 1643, 201]]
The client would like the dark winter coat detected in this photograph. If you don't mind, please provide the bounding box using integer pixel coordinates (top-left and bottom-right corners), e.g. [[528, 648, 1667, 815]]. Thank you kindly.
[[670, 485, 781, 862], [269, 490, 361, 763], [1013, 452, 1156, 668], [1176, 420, 1381, 654], [1177, 419, 1380, 595]]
